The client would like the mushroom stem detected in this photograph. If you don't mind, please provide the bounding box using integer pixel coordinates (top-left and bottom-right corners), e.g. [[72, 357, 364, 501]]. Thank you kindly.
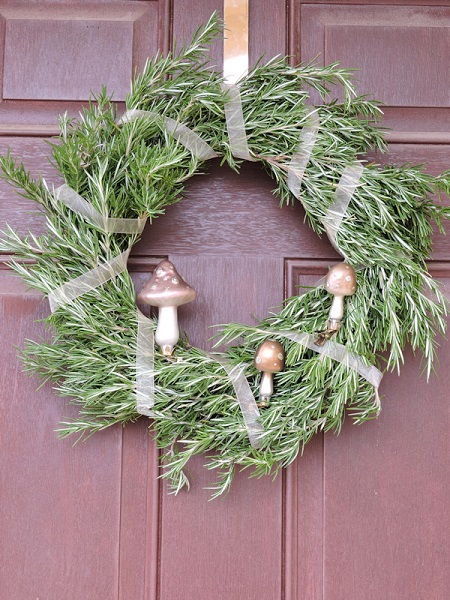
[[329, 295, 344, 322], [155, 306, 179, 356], [259, 371, 274, 401]]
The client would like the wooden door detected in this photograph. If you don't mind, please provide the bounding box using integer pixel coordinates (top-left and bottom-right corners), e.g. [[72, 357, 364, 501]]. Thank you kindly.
[[1, 1, 449, 598]]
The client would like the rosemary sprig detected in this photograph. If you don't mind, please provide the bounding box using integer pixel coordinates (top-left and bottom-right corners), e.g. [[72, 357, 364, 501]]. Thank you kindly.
[[1, 13, 448, 497]]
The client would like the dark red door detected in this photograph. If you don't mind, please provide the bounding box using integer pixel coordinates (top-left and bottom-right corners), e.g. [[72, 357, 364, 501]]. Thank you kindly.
[[1, 1, 449, 598]]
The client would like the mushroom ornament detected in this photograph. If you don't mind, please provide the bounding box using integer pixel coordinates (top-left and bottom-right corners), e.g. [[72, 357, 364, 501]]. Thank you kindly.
[[315, 263, 357, 346], [254, 340, 285, 406], [138, 259, 197, 356]]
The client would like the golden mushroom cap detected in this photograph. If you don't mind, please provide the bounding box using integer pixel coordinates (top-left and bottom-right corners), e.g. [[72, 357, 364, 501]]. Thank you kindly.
[[325, 263, 357, 297], [138, 259, 197, 308], [254, 340, 285, 373]]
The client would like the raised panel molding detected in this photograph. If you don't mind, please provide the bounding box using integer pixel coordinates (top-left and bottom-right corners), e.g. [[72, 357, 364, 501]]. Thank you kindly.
[[283, 260, 450, 599], [325, 25, 447, 108], [298, 4, 450, 141], [286, 259, 450, 300], [0, 273, 124, 600], [3, 19, 134, 101], [296, 0, 450, 5], [0, 1, 164, 135], [285, 259, 332, 298], [283, 437, 324, 600]]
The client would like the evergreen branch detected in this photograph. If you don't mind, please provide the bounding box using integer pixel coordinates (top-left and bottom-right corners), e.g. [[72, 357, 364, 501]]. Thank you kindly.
[[1, 13, 448, 496]]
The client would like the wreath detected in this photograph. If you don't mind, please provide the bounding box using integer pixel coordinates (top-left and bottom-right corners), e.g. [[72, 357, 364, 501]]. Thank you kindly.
[[2, 15, 449, 497]]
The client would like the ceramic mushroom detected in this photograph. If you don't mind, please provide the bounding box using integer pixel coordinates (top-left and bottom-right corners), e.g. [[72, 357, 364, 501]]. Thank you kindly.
[[254, 340, 285, 406], [138, 259, 196, 356], [315, 262, 357, 346]]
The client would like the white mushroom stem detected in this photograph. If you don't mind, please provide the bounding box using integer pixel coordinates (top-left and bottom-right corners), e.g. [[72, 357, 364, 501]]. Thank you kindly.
[[259, 371, 274, 401], [329, 295, 345, 322], [155, 306, 179, 356]]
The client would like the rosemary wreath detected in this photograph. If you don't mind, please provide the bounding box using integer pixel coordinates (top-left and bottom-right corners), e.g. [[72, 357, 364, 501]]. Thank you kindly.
[[1, 15, 449, 497]]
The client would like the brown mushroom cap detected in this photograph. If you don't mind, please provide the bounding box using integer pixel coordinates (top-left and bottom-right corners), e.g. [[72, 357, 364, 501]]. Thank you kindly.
[[325, 263, 357, 297], [254, 340, 285, 373], [138, 259, 197, 307]]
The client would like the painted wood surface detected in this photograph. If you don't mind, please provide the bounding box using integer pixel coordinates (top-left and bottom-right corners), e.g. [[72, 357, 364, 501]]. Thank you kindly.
[[0, 274, 124, 599], [0, 1, 449, 598]]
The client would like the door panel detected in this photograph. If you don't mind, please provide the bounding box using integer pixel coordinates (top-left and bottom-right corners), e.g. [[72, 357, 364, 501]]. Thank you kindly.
[[284, 265, 450, 600], [118, 421, 160, 600], [0, 274, 124, 599], [158, 461, 282, 600], [323, 338, 450, 599], [299, 5, 450, 106], [1, 1, 449, 599], [298, 4, 450, 141], [0, 1, 164, 135]]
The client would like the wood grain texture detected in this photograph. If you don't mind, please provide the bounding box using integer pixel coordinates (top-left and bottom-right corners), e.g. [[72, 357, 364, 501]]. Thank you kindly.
[[118, 422, 161, 600], [299, 5, 450, 70], [0, 100, 123, 137], [1, 3, 159, 101], [365, 143, 450, 177], [283, 436, 324, 600], [298, 4, 450, 137], [174, 0, 288, 74], [1, 140, 449, 261], [4, 19, 133, 101], [153, 252, 283, 597], [283, 263, 450, 600], [173, 0, 224, 69], [326, 25, 448, 108], [0, 1, 161, 132], [159, 455, 283, 600], [323, 330, 450, 599], [134, 161, 339, 259], [0, 274, 123, 599], [380, 106, 450, 142], [141, 251, 286, 599], [298, 0, 450, 4], [285, 259, 336, 298], [0, 11, 5, 101], [165, 255, 284, 350], [1, 2, 450, 597], [118, 266, 163, 600], [249, 0, 287, 66]]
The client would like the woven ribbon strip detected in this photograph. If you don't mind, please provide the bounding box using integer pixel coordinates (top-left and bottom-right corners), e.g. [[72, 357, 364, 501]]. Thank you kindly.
[[56, 184, 147, 234], [270, 330, 382, 409], [118, 109, 219, 161], [215, 358, 263, 449], [323, 162, 364, 256], [222, 83, 255, 161], [48, 248, 131, 313], [287, 110, 320, 200], [136, 309, 156, 416]]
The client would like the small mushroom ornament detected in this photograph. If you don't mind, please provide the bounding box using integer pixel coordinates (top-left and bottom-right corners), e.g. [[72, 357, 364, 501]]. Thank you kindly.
[[254, 340, 285, 406], [138, 259, 196, 356], [315, 262, 357, 346]]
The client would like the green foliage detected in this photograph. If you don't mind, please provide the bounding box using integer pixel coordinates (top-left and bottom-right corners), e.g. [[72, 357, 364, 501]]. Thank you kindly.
[[0, 13, 449, 497]]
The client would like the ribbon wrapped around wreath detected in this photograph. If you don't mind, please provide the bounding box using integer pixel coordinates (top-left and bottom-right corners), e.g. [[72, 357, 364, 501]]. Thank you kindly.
[[47, 93, 380, 449], [2, 12, 448, 499]]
